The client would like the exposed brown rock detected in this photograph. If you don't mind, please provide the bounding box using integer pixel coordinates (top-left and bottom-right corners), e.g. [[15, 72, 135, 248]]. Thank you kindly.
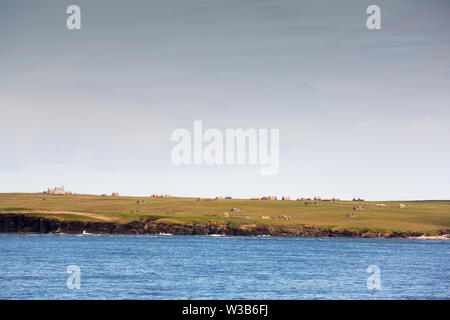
[[1, 214, 448, 239]]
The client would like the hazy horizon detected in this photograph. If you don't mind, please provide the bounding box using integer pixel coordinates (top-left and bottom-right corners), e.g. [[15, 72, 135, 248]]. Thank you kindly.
[[1, 0, 449, 200]]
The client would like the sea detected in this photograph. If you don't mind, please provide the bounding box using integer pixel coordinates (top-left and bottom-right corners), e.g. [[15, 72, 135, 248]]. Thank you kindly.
[[0, 234, 448, 299]]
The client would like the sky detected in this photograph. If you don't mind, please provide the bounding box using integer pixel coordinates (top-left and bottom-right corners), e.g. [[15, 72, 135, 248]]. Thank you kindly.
[[0, 0, 449, 200]]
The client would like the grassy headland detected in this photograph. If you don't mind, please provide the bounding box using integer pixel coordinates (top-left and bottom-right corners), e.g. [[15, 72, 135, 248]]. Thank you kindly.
[[0, 193, 449, 237]]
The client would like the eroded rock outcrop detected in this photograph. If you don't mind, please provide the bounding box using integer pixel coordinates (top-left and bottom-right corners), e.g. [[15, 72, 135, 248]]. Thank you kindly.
[[0, 214, 448, 238]]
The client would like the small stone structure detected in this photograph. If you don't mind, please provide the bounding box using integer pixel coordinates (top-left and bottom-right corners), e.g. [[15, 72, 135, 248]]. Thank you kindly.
[[297, 197, 340, 202], [197, 198, 214, 202], [46, 186, 71, 195], [151, 194, 171, 198]]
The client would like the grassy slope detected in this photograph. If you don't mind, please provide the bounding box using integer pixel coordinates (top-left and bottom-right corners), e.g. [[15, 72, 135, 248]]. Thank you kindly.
[[0, 193, 449, 234]]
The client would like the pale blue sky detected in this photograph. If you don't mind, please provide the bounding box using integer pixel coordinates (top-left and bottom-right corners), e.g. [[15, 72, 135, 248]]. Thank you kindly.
[[0, 0, 449, 200]]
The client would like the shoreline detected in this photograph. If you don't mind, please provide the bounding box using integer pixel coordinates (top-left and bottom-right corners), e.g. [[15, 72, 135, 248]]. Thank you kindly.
[[1, 213, 448, 239], [408, 234, 450, 240]]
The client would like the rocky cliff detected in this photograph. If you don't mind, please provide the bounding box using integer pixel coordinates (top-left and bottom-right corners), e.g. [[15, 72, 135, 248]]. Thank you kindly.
[[0, 214, 447, 238]]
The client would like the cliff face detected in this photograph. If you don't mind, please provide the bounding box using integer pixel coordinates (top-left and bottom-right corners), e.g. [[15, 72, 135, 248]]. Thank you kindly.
[[0, 214, 445, 238]]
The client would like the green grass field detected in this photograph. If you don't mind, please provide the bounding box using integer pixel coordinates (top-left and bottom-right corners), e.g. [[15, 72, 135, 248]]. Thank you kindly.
[[1, 193, 449, 234]]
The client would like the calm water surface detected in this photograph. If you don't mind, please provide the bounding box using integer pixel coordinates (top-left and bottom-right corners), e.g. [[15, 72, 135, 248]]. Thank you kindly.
[[0, 234, 448, 299]]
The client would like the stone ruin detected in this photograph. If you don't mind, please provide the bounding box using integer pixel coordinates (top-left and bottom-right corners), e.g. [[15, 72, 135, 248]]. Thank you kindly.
[[151, 194, 171, 198], [261, 195, 277, 200], [45, 186, 72, 195]]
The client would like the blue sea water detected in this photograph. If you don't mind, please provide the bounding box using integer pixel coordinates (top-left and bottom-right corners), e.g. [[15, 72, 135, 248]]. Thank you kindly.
[[0, 234, 448, 299]]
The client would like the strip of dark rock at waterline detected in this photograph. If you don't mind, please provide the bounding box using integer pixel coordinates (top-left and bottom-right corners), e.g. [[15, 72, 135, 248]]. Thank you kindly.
[[0, 214, 448, 239]]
